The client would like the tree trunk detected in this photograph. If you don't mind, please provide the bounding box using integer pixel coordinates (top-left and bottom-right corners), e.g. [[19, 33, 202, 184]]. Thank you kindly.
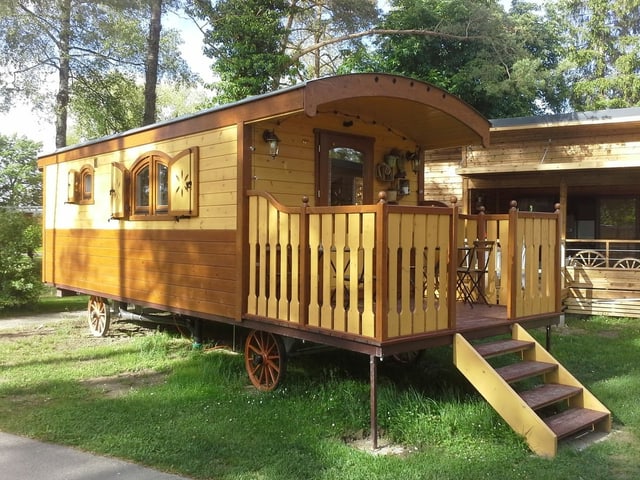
[[143, 0, 162, 126], [55, 0, 72, 148]]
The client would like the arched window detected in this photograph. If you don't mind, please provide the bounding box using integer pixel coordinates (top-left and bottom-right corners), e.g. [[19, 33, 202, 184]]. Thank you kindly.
[[130, 152, 169, 217], [67, 164, 94, 204], [80, 165, 94, 203], [110, 147, 198, 221]]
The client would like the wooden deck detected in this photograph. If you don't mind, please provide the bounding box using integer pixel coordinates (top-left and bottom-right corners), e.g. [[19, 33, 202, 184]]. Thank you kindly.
[[244, 301, 559, 358]]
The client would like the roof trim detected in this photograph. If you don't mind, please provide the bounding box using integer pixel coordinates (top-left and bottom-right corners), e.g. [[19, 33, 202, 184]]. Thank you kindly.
[[490, 107, 640, 131], [40, 73, 490, 159]]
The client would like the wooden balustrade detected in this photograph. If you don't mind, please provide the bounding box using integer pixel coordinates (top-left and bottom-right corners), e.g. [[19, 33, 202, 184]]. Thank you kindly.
[[246, 191, 562, 342]]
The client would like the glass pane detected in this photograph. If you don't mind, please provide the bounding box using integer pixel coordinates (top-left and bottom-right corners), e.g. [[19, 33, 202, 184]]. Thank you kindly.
[[157, 163, 168, 209], [82, 173, 92, 199], [135, 165, 150, 209], [330, 147, 364, 206], [600, 197, 636, 240]]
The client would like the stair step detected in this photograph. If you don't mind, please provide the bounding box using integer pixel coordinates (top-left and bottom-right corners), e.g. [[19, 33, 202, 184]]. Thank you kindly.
[[474, 339, 534, 358], [544, 408, 610, 440], [496, 361, 557, 383], [519, 384, 583, 410]]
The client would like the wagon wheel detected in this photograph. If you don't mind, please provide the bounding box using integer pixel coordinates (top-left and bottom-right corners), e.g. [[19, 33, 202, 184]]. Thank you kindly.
[[392, 350, 421, 365], [244, 330, 286, 391], [613, 257, 640, 269], [88, 296, 111, 337], [569, 249, 606, 267]]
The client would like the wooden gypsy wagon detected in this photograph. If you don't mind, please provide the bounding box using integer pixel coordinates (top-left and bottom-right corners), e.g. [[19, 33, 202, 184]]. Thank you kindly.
[[38, 73, 610, 456]]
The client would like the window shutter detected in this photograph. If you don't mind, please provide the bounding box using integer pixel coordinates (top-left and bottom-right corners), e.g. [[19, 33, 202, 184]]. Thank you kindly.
[[110, 162, 129, 219], [168, 147, 199, 217], [67, 169, 80, 203]]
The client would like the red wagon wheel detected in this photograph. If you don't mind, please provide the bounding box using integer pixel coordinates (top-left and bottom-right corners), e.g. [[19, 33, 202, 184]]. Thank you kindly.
[[88, 296, 111, 337], [244, 330, 286, 391]]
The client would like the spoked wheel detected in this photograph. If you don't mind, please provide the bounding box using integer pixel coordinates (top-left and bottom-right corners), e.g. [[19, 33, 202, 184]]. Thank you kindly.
[[392, 350, 421, 365], [88, 296, 111, 337], [244, 330, 286, 391], [614, 257, 640, 269], [569, 249, 606, 267]]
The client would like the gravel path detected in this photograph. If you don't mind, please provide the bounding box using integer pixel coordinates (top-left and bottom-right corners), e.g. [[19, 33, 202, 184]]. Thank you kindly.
[[0, 310, 85, 330]]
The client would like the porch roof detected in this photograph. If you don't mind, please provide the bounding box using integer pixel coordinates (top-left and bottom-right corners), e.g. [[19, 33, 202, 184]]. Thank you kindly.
[[38, 73, 490, 164], [301, 74, 491, 150]]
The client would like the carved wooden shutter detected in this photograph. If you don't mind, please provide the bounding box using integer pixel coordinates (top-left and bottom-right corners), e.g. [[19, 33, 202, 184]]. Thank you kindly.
[[110, 162, 129, 219], [67, 170, 79, 203], [168, 147, 199, 217]]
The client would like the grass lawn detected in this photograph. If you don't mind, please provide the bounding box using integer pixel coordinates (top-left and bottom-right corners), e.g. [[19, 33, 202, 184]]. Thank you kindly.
[[0, 287, 88, 318], [0, 300, 639, 479]]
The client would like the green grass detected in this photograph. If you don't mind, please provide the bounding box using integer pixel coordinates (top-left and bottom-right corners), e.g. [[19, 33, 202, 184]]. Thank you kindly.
[[1, 312, 639, 479], [0, 287, 88, 317]]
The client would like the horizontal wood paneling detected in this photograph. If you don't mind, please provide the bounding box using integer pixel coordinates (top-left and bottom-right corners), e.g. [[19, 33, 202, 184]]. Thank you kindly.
[[564, 266, 640, 318], [42, 125, 238, 232], [253, 113, 420, 207], [44, 228, 238, 320]]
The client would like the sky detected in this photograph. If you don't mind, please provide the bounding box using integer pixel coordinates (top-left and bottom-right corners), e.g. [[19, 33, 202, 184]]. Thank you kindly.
[[0, 0, 539, 154]]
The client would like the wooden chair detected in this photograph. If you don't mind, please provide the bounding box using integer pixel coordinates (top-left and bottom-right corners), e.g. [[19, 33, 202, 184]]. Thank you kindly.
[[456, 240, 494, 307]]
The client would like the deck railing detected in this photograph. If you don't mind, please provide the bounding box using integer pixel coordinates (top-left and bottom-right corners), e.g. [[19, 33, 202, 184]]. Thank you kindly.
[[246, 191, 561, 342]]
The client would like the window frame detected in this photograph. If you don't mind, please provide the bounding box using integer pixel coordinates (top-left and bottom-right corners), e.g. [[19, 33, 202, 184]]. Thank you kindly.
[[79, 165, 94, 204], [67, 164, 94, 205], [130, 151, 171, 219]]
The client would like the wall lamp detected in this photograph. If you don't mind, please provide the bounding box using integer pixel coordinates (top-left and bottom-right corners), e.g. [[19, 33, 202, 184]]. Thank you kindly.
[[263, 129, 280, 158]]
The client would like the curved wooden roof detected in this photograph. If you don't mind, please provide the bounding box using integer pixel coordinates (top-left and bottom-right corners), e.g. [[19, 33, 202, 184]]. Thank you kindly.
[[303, 74, 490, 149], [39, 73, 489, 164]]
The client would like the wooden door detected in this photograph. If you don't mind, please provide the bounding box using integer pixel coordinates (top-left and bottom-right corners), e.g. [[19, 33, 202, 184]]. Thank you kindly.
[[316, 130, 374, 206]]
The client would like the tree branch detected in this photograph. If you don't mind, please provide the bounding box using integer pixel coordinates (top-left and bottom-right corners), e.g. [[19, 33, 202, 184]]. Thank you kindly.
[[290, 28, 485, 63]]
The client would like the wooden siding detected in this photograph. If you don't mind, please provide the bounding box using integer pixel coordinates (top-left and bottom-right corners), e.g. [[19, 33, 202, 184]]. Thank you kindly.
[[252, 114, 421, 208], [423, 148, 464, 205], [42, 125, 238, 231], [461, 133, 640, 175], [44, 228, 237, 319], [564, 266, 640, 318]]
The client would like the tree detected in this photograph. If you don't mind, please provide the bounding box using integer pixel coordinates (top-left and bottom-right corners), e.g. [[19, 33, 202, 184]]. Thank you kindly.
[[190, 0, 292, 103], [0, 208, 42, 310], [552, 0, 640, 110], [0, 0, 194, 147], [189, 0, 380, 103], [144, 0, 163, 125], [0, 134, 42, 208], [349, 0, 566, 118], [69, 71, 145, 141]]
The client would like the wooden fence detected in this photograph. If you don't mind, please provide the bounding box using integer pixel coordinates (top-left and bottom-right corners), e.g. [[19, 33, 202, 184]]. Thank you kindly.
[[564, 239, 640, 318]]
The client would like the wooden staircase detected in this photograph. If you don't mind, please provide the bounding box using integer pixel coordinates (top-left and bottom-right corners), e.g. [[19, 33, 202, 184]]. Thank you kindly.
[[453, 323, 611, 457]]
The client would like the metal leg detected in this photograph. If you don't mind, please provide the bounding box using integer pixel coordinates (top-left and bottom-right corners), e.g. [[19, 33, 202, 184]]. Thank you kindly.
[[370, 355, 378, 450], [546, 324, 552, 352]]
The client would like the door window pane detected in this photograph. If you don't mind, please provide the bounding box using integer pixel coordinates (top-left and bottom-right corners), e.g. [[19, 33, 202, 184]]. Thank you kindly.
[[330, 147, 364, 206]]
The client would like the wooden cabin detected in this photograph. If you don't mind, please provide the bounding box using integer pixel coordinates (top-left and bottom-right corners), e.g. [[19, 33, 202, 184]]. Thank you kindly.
[[38, 73, 609, 457], [424, 107, 640, 318]]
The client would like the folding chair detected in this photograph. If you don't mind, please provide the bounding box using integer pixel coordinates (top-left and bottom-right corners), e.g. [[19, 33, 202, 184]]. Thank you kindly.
[[456, 240, 494, 307]]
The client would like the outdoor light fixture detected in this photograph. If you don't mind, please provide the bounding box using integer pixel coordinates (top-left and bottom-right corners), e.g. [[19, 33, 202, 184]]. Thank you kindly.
[[263, 129, 280, 158]]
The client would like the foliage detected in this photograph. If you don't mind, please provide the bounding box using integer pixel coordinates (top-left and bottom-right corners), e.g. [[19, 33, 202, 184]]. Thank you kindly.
[[344, 0, 566, 118], [190, 0, 380, 104], [190, 0, 293, 104], [0, 0, 195, 147], [0, 133, 42, 208], [551, 0, 640, 111], [0, 315, 639, 478], [70, 71, 144, 141], [0, 209, 42, 309], [0, 288, 88, 317]]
